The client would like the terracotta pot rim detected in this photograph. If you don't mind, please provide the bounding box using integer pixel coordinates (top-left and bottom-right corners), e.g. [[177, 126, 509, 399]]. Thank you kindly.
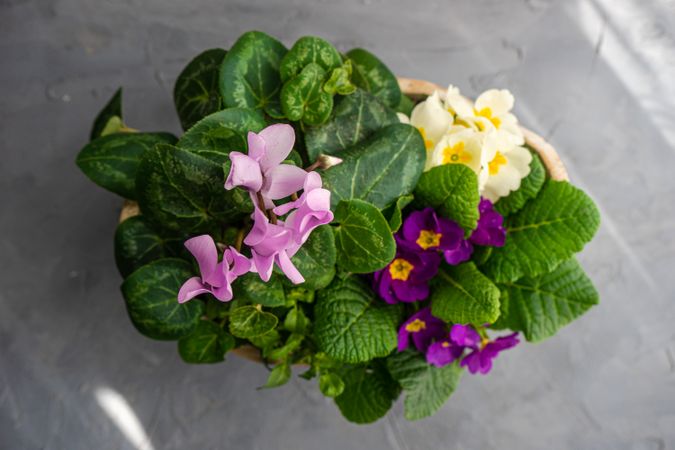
[[118, 77, 569, 365]]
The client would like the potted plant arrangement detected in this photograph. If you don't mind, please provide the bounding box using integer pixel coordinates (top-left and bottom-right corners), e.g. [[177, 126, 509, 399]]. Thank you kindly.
[[76, 31, 600, 423]]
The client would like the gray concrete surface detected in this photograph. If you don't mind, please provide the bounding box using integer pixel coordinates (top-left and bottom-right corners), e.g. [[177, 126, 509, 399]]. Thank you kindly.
[[1, 0, 674, 449]]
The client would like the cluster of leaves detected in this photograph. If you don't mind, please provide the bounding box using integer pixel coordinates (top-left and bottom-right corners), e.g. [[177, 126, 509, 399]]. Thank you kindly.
[[75, 31, 600, 424]]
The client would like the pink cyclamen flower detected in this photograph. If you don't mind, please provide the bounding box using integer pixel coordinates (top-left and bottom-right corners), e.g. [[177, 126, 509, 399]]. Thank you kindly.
[[244, 207, 304, 285], [225, 124, 308, 208], [273, 172, 333, 245], [177, 235, 252, 303]]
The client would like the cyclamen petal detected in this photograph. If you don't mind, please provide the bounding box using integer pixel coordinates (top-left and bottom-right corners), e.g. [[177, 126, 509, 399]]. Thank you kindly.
[[184, 235, 220, 286], [224, 152, 263, 192], [261, 164, 307, 200], [258, 123, 295, 172], [177, 277, 210, 304]]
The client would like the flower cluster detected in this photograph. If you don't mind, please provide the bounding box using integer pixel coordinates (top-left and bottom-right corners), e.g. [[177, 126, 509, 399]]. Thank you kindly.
[[373, 202, 506, 304], [178, 124, 333, 303], [398, 308, 519, 374], [399, 86, 532, 202]]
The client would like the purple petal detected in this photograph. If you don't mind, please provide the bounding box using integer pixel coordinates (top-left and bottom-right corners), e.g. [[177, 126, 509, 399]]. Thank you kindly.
[[276, 250, 305, 284], [258, 124, 295, 172], [184, 235, 219, 285], [251, 251, 274, 281], [402, 209, 431, 243], [444, 240, 473, 265], [450, 324, 481, 348], [247, 131, 266, 161], [177, 277, 210, 303], [243, 207, 270, 247], [211, 282, 234, 302], [225, 152, 263, 191], [225, 247, 253, 277], [397, 324, 411, 352], [392, 280, 429, 302], [426, 340, 463, 367], [261, 164, 307, 200]]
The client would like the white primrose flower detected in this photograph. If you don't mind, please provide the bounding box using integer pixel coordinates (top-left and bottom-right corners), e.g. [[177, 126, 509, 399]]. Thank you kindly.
[[405, 91, 453, 160], [480, 129, 532, 202], [469, 89, 525, 147], [429, 126, 486, 174], [444, 85, 474, 118]]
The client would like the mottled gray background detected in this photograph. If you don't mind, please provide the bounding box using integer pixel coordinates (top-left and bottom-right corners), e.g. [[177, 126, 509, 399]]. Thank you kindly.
[[1, 0, 674, 449]]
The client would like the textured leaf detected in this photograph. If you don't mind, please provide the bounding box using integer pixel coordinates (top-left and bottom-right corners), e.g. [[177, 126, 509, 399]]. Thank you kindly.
[[323, 61, 356, 96], [387, 351, 463, 420], [229, 305, 278, 338], [334, 364, 399, 424], [319, 372, 345, 397], [219, 31, 287, 117], [178, 320, 235, 364], [315, 275, 402, 363], [482, 180, 601, 282], [173, 48, 227, 131], [494, 258, 599, 341], [383, 194, 414, 232], [284, 307, 310, 334], [288, 224, 336, 290], [304, 89, 398, 162], [136, 144, 249, 234], [414, 164, 480, 232], [266, 333, 304, 361], [90, 87, 123, 140], [280, 36, 342, 82], [236, 272, 287, 307], [76, 132, 177, 199], [333, 200, 396, 273], [431, 263, 501, 325], [121, 258, 204, 340], [494, 150, 545, 216], [346, 48, 401, 108], [177, 107, 265, 165], [114, 215, 185, 278], [280, 63, 333, 125], [322, 123, 426, 209]]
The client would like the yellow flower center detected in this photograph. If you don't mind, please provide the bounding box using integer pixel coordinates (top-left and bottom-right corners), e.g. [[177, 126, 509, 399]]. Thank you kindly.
[[481, 337, 490, 349], [416, 229, 442, 250], [418, 127, 434, 150], [475, 107, 502, 128], [405, 318, 427, 333], [488, 151, 508, 175], [389, 258, 414, 281], [442, 341, 451, 348], [442, 141, 472, 165]]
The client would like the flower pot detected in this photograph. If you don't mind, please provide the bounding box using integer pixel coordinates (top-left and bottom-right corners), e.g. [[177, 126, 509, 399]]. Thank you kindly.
[[118, 77, 569, 364]]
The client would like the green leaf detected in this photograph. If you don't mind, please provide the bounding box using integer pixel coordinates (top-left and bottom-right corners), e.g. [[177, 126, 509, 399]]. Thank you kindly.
[[178, 320, 235, 364], [280, 36, 342, 82], [219, 31, 287, 117], [90, 87, 123, 140], [173, 48, 227, 131], [236, 272, 287, 307], [322, 123, 426, 209], [323, 61, 356, 96], [494, 150, 545, 216], [76, 132, 177, 199], [334, 364, 399, 424], [176, 107, 265, 165], [481, 180, 601, 282], [262, 362, 292, 388], [319, 372, 345, 398], [285, 286, 315, 304], [346, 48, 401, 108], [431, 263, 501, 325], [121, 258, 204, 340], [267, 333, 305, 361], [248, 329, 281, 353], [333, 199, 396, 273], [383, 194, 414, 232], [387, 351, 463, 420], [315, 275, 401, 363], [281, 63, 333, 125], [136, 143, 248, 234], [284, 307, 310, 334], [494, 258, 599, 341], [114, 215, 184, 278], [395, 94, 415, 116], [304, 89, 398, 162], [288, 224, 336, 290], [414, 164, 480, 232], [229, 305, 278, 338]]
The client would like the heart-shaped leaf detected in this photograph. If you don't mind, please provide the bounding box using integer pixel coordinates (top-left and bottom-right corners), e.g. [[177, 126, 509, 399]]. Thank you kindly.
[[229, 305, 278, 338], [90, 87, 123, 140], [287, 224, 336, 290], [219, 31, 287, 117], [334, 363, 399, 424], [178, 320, 235, 364], [173, 48, 227, 131], [281, 63, 333, 125], [280, 35, 342, 82], [346, 48, 401, 108], [121, 258, 204, 340]]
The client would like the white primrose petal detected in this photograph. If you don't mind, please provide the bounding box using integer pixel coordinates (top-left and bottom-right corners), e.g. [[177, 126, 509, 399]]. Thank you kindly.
[[410, 90, 453, 151], [444, 85, 474, 117], [397, 112, 411, 124], [475, 89, 515, 116]]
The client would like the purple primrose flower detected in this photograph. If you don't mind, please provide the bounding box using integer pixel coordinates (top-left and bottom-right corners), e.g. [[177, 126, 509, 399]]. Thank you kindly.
[[470, 198, 506, 247], [399, 207, 464, 253], [397, 308, 447, 353], [373, 246, 440, 304], [451, 324, 519, 374]]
